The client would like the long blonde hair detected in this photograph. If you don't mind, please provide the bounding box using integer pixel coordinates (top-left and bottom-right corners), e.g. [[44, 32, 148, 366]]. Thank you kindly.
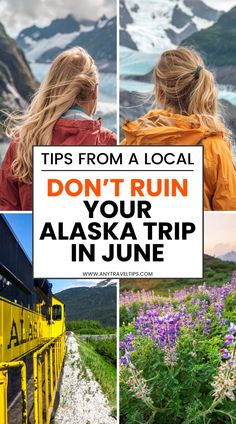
[[6, 47, 98, 183], [153, 47, 231, 141]]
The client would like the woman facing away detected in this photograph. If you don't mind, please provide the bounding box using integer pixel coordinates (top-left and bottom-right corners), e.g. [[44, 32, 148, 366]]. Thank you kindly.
[[0, 47, 116, 211], [121, 47, 236, 211]]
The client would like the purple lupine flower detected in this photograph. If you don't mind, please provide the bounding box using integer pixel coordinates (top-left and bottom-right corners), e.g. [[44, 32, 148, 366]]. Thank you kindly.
[[225, 334, 234, 346], [220, 349, 230, 360], [120, 341, 126, 350], [121, 355, 129, 366], [120, 333, 136, 366], [228, 323, 236, 334], [120, 278, 236, 369]]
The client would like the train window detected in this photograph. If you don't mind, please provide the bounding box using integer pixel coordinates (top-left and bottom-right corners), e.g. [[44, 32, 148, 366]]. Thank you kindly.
[[41, 304, 51, 322], [52, 305, 62, 321], [41, 304, 47, 316]]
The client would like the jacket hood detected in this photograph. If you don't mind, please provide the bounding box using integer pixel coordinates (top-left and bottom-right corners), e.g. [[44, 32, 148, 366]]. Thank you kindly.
[[52, 117, 103, 145], [122, 110, 222, 146]]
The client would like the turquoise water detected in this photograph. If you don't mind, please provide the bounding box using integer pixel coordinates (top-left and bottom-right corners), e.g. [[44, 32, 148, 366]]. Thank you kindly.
[[218, 86, 236, 106], [233, 145, 236, 165], [120, 79, 153, 93], [0, 141, 9, 164], [120, 46, 157, 76], [120, 48, 236, 164], [120, 48, 236, 106]]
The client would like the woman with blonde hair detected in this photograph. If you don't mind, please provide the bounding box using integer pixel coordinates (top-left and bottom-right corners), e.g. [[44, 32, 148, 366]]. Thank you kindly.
[[0, 47, 116, 211], [121, 47, 236, 211]]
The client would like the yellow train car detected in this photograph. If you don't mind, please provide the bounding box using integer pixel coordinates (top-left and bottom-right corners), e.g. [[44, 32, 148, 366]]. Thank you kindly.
[[0, 215, 66, 424], [0, 294, 65, 363]]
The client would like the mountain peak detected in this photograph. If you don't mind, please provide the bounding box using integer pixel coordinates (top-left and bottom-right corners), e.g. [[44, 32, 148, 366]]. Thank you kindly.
[[0, 21, 37, 143], [120, 0, 225, 52], [100, 14, 108, 21], [219, 251, 236, 263], [17, 14, 80, 45], [58, 14, 79, 25], [181, 5, 236, 67], [96, 279, 117, 288], [16, 13, 116, 71]]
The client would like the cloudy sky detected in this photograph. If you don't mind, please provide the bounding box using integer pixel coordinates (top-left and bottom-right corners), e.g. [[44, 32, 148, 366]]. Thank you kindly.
[[0, 0, 116, 37], [1, 0, 236, 38], [52, 279, 110, 293], [204, 213, 236, 256], [203, 0, 236, 11]]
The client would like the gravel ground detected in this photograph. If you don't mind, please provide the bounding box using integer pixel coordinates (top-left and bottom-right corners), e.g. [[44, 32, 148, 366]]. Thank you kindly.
[[55, 333, 116, 424]]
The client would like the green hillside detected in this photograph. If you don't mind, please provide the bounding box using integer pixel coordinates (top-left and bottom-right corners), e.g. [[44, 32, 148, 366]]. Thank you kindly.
[[120, 254, 236, 294], [0, 23, 37, 99], [56, 286, 117, 327], [182, 6, 236, 66], [0, 22, 37, 142]]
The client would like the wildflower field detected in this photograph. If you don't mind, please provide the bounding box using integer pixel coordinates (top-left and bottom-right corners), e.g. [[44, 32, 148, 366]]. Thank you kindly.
[[120, 275, 236, 423]]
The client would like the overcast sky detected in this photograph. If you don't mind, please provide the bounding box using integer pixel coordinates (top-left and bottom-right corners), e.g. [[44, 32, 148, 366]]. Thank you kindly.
[[0, 0, 116, 37], [1, 0, 236, 38]]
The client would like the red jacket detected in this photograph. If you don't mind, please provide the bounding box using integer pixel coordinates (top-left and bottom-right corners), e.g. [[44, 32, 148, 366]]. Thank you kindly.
[[0, 118, 116, 211]]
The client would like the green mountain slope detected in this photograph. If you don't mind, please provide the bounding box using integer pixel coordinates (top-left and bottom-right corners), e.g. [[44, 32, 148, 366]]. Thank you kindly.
[[120, 254, 236, 293], [56, 286, 117, 327], [181, 6, 236, 67], [0, 22, 37, 143], [0, 23, 37, 99]]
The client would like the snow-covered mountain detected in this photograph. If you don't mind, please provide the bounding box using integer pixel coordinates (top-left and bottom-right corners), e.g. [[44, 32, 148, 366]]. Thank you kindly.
[[17, 14, 116, 72], [119, 0, 236, 147], [15, 14, 117, 132], [96, 279, 118, 288], [120, 0, 224, 53], [219, 251, 236, 263]]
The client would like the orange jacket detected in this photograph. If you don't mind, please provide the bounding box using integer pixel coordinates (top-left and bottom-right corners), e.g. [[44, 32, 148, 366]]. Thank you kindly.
[[121, 110, 236, 211]]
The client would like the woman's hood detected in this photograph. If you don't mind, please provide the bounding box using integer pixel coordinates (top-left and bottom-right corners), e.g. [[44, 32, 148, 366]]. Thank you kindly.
[[52, 117, 103, 145], [121, 109, 221, 146], [51, 117, 116, 146]]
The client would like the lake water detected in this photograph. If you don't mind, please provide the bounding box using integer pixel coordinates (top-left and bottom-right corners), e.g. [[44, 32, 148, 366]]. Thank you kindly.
[[120, 47, 236, 105], [233, 145, 236, 165], [120, 77, 236, 107], [0, 142, 8, 164], [120, 47, 236, 164]]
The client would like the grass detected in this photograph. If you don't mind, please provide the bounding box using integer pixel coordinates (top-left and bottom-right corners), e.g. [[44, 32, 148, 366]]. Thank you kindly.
[[120, 254, 236, 295], [66, 320, 115, 335], [88, 338, 116, 366], [76, 336, 117, 415]]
